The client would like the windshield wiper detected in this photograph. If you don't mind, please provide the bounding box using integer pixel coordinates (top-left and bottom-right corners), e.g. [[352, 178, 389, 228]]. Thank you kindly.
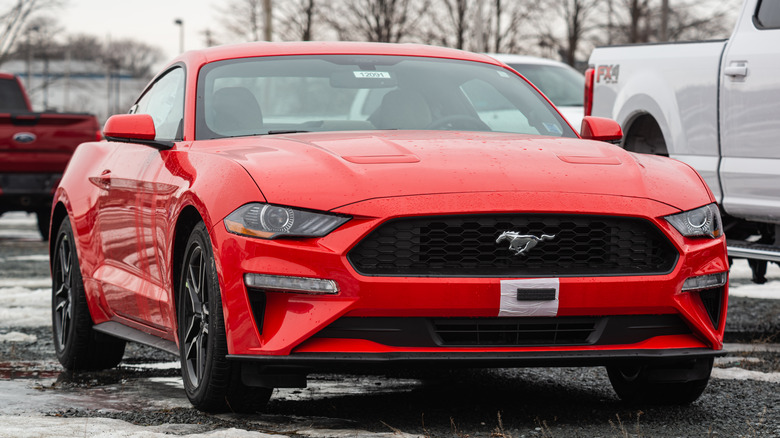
[[266, 130, 311, 135]]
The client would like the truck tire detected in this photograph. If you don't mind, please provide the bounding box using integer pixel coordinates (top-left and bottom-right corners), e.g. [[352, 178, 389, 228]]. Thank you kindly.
[[623, 115, 668, 156]]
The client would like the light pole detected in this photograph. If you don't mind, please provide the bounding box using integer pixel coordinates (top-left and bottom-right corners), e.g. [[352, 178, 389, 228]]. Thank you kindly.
[[174, 19, 184, 53]]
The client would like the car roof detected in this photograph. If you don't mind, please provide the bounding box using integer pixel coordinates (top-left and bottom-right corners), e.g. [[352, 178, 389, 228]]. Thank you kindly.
[[176, 42, 504, 68], [485, 53, 574, 69]]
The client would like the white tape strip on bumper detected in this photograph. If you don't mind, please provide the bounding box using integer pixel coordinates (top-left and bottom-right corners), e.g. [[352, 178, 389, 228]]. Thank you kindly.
[[499, 278, 560, 317]]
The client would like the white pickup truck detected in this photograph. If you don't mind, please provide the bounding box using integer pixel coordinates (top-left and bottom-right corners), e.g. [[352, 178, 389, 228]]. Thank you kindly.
[[586, 0, 780, 283]]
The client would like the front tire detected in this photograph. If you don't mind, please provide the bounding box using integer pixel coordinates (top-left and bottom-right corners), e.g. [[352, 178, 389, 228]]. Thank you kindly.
[[52, 218, 125, 370], [607, 357, 713, 405], [178, 221, 271, 413]]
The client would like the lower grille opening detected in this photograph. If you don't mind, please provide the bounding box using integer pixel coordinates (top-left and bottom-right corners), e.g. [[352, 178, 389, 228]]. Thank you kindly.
[[434, 319, 597, 346], [314, 315, 691, 348]]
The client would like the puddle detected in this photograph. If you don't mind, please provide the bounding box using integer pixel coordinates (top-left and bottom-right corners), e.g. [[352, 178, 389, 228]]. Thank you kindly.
[[276, 374, 422, 401], [0, 361, 61, 380]]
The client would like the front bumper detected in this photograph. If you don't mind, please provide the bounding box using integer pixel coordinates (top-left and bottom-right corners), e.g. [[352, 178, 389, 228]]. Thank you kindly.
[[210, 191, 729, 361]]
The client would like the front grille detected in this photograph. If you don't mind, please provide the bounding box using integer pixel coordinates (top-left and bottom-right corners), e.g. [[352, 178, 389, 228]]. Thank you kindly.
[[348, 214, 678, 276], [313, 315, 691, 348]]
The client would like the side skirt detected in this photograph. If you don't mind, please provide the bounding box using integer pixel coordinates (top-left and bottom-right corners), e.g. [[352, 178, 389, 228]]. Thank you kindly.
[[93, 321, 179, 356]]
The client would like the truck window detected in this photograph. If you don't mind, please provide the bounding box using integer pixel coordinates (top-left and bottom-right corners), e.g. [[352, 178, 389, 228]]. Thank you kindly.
[[755, 0, 780, 29], [0, 77, 29, 112]]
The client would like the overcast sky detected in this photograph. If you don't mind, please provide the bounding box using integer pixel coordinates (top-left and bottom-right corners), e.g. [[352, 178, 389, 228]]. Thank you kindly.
[[59, 0, 217, 62]]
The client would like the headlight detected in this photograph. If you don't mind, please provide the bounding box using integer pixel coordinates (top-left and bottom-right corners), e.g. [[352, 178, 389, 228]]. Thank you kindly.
[[664, 203, 723, 238], [224, 203, 349, 239]]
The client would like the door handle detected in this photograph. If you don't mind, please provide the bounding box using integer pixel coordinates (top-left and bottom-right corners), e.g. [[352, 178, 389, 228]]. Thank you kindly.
[[89, 169, 111, 190], [724, 63, 747, 78]]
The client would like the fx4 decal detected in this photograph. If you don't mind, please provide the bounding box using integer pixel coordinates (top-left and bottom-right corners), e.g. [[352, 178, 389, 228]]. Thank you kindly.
[[596, 64, 620, 84]]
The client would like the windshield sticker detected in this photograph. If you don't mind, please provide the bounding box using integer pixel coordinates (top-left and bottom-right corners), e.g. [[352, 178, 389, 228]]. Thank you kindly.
[[353, 71, 392, 79], [543, 123, 563, 135]]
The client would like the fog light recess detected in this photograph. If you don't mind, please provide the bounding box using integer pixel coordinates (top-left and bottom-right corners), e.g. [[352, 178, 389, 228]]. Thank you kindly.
[[244, 273, 339, 294], [682, 272, 727, 292]]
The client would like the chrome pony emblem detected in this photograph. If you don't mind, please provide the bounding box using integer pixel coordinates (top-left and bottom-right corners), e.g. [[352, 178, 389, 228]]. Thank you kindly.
[[496, 232, 556, 256]]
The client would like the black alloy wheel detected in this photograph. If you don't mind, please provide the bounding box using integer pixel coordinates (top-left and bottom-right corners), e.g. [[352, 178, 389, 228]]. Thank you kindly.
[[178, 221, 271, 413], [52, 218, 125, 370], [182, 241, 209, 388]]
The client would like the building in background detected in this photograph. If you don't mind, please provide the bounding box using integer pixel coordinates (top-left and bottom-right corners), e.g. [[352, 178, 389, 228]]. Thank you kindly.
[[1, 59, 148, 123]]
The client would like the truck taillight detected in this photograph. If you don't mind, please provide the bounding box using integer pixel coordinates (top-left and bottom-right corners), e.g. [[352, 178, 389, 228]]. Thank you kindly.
[[584, 67, 594, 117]]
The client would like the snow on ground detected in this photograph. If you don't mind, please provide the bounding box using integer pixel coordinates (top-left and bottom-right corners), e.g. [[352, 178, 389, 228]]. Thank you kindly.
[[0, 415, 282, 438], [711, 367, 780, 383], [0, 286, 51, 328], [0, 331, 37, 343]]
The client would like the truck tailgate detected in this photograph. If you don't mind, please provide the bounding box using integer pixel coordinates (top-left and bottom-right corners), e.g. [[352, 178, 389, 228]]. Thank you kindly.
[[0, 112, 99, 174]]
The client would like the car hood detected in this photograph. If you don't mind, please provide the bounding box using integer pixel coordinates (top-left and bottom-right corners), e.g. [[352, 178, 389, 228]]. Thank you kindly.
[[214, 131, 710, 213]]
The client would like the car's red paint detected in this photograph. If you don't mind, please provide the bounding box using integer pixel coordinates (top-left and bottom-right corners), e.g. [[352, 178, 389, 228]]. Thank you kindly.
[[580, 116, 623, 142], [102, 113, 157, 141], [52, 42, 728, 408], [215, 131, 709, 213]]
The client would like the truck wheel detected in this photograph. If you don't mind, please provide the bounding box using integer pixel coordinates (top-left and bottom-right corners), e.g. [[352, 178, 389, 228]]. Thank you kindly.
[[36, 209, 51, 241], [178, 221, 272, 413], [623, 115, 668, 156], [607, 358, 713, 405], [52, 218, 126, 370]]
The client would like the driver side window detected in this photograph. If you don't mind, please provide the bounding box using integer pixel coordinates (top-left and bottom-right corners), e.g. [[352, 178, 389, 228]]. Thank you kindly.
[[133, 67, 185, 141]]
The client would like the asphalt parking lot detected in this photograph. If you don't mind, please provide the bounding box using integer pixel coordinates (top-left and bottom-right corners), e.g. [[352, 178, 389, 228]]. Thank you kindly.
[[1, 211, 779, 437]]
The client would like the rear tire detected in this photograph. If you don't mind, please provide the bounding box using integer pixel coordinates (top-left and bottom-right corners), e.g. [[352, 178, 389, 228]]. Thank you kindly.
[[178, 221, 271, 413], [52, 218, 126, 370], [607, 357, 713, 405], [37, 209, 51, 241]]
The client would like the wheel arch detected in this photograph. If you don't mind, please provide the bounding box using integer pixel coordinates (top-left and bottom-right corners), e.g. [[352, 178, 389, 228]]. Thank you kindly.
[[49, 201, 70, 271], [622, 112, 668, 156], [171, 205, 206, 328]]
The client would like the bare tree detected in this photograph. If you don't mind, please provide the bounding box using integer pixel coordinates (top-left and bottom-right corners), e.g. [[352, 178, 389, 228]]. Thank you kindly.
[[536, 0, 603, 66], [218, 0, 273, 42], [469, 0, 535, 53], [431, 0, 470, 49], [604, 0, 738, 44], [13, 26, 163, 80], [106, 39, 164, 79], [326, 0, 429, 43], [0, 0, 64, 66], [278, 0, 319, 41], [64, 34, 104, 60]]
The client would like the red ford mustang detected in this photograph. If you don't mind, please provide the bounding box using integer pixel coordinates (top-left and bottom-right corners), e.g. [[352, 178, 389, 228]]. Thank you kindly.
[[50, 42, 728, 412]]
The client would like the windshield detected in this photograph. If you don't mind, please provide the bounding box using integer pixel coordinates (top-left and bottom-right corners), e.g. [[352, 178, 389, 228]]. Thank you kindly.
[[196, 55, 576, 140], [507, 63, 585, 107]]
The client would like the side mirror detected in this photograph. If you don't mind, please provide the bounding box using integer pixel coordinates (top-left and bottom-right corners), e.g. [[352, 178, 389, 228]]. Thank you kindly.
[[103, 114, 156, 140], [103, 114, 173, 149], [580, 116, 623, 142]]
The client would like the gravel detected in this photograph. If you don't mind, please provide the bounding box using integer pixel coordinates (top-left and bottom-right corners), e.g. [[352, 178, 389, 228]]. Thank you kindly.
[[2, 212, 779, 437]]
